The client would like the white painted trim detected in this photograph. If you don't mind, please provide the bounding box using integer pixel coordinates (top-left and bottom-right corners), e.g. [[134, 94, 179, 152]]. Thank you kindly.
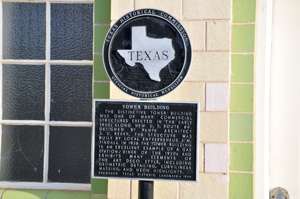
[[46, 1, 51, 62], [0, 182, 91, 191], [43, 1, 51, 183], [46, 60, 93, 65], [48, 121, 92, 127], [255, 0, 273, 198], [0, 120, 46, 126]]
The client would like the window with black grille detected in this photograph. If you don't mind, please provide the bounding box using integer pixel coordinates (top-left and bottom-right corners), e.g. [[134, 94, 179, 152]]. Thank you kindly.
[[0, 1, 93, 189]]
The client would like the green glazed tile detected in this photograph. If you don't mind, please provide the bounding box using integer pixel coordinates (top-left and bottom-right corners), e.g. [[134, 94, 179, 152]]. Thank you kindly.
[[47, 191, 91, 199], [94, 25, 110, 55], [92, 193, 107, 199], [230, 84, 253, 112], [233, 0, 256, 22], [230, 114, 253, 141], [232, 24, 255, 52], [94, 54, 109, 81], [91, 179, 108, 194], [230, 143, 253, 171], [94, 0, 111, 24], [2, 190, 47, 199], [94, 82, 110, 99], [232, 54, 254, 82], [230, 173, 253, 199]]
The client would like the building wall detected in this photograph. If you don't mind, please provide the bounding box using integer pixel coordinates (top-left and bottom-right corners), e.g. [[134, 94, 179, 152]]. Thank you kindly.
[[0, 0, 256, 198]]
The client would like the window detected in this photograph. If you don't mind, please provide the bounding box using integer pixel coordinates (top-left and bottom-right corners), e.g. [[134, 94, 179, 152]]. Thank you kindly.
[[0, 1, 93, 189]]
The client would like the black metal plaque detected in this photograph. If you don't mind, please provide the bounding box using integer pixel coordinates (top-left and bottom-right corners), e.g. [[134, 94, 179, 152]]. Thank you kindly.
[[102, 9, 192, 99], [93, 100, 199, 181]]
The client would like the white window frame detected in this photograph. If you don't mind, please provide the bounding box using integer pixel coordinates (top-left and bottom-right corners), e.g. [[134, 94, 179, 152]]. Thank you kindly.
[[255, 0, 273, 198], [0, 0, 95, 191]]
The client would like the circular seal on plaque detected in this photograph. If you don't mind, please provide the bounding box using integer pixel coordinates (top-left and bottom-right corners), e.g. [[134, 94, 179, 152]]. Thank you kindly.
[[103, 9, 192, 99]]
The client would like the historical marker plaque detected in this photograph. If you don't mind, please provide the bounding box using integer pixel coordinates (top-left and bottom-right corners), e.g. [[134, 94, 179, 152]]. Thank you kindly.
[[102, 9, 192, 98], [92, 100, 199, 181]]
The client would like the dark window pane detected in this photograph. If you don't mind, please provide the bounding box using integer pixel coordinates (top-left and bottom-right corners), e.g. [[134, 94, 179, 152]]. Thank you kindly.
[[50, 65, 92, 121], [0, 125, 44, 182], [2, 3, 46, 59], [2, 65, 45, 120], [48, 127, 91, 183], [51, 4, 93, 60]]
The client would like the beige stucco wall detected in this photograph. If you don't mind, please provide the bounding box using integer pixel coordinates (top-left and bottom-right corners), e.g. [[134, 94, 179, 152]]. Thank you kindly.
[[108, 0, 231, 198]]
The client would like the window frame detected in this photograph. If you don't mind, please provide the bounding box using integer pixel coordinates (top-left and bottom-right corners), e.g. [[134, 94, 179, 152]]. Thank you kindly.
[[0, 0, 95, 191]]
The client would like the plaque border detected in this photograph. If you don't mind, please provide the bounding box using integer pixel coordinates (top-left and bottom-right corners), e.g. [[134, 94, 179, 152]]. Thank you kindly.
[[102, 9, 192, 99], [91, 99, 200, 182]]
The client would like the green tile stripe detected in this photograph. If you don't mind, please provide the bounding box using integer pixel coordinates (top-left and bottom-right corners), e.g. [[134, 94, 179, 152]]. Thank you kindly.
[[230, 143, 253, 171], [93, 0, 111, 196], [94, 54, 109, 81], [1, 190, 92, 199], [230, 0, 256, 198], [230, 173, 253, 199], [95, 0, 111, 24], [91, 179, 108, 194], [233, 0, 256, 23], [230, 113, 253, 141], [232, 24, 255, 52], [94, 82, 110, 99], [230, 84, 253, 112], [94, 25, 110, 55], [2, 190, 47, 199], [232, 54, 254, 83], [92, 193, 107, 199], [47, 191, 91, 199]]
